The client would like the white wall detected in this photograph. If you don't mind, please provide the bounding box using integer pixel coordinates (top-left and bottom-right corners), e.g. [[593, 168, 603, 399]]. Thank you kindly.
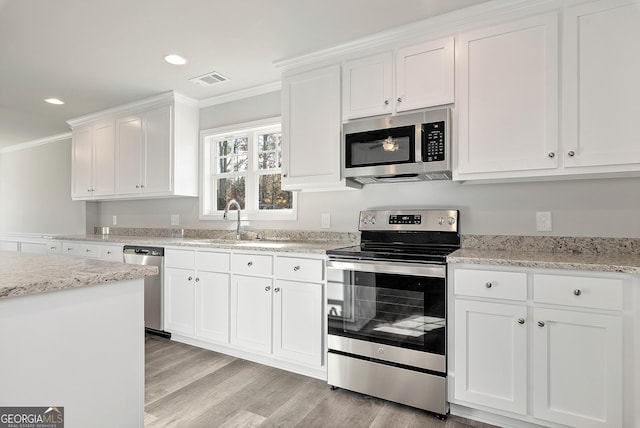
[[92, 91, 640, 239], [0, 138, 86, 235]]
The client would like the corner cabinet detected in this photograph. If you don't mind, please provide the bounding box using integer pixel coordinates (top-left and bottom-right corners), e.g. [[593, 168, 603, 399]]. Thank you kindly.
[[281, 64, 359, 191], [342, 37, 454, 120], [68, 91, 198, 200], [455, 13, 559, 179], [449, 264, 632, 428]]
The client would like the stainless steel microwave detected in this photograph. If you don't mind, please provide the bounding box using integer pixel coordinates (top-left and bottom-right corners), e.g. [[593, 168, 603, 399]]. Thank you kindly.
[[342, 109, 451, 184]]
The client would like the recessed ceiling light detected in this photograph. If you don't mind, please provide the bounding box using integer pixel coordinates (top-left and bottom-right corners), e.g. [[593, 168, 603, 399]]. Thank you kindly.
[[45, 98, 64, 105], [164, 54, 188, 65]]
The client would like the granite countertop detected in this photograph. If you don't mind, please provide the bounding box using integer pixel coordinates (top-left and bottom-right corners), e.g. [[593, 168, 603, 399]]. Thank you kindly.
[[448, 248, 640, 274], [54, 234, 354, 255], [0, 251, 158, 299]]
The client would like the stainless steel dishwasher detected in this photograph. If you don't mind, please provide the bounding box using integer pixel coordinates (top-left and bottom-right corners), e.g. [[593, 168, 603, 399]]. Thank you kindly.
[[123, 245, 170, 338]]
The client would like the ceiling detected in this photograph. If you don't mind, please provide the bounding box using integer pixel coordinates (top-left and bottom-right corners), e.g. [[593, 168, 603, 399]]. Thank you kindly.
[[0, 0, 489, 149]]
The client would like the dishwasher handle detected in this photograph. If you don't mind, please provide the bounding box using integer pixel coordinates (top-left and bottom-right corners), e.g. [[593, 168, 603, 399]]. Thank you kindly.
[[123, 246, 164, 257]]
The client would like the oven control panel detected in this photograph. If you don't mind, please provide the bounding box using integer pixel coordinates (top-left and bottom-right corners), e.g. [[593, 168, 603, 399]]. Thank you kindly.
[[359, 209, 458, 232]]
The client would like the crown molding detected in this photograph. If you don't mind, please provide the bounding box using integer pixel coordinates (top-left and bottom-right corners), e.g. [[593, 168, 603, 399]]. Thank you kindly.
[[0, 132, 72, 154], [198, 81, 281, 108]]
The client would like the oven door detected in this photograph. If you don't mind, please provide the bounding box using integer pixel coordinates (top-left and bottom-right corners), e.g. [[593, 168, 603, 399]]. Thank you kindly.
[[327, 259, 446, 355]]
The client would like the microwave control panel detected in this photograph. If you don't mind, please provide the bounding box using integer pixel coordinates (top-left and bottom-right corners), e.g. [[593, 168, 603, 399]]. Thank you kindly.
[[422, 121, 445, 162]]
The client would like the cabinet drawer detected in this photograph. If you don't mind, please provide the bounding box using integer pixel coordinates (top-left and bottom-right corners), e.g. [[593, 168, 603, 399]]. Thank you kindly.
[[454, 268, 527, 301], [100, 244, 123, 262], [533, 274, 623, 311], [165, 248, 195, 269], [232, 253, 272, 276], [275, 256, 324, 282], [196, 251, 230, 272]]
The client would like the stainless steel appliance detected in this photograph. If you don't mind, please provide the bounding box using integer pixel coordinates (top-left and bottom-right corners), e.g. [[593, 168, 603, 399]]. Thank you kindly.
[[326, 209, 459, 419], [123, 245, 169, 338], [342, 108, 451, 184]]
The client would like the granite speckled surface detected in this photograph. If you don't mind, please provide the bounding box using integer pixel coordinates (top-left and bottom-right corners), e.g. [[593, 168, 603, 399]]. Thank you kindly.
[[0, 251, 158, 299], [450, 235, 640, 274], [55, 228, 359, 254]]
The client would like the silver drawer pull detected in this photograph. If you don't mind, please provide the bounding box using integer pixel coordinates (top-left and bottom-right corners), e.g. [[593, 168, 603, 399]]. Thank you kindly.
[[274, 287, 280, 293], [247, 261, 253, 267], [293, 265, 300, 271], [537, 321, 545, 327], [188, 276, 193, 281], [574, 289, 582, 296], [485, 282, 492, 288], [517, 318, 525, 325], [265, 286, 271, 292], [195, 277, 200, 283]]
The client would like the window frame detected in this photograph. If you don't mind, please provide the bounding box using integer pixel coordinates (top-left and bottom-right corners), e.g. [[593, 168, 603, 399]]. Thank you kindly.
[[199, 117, 297, 221]]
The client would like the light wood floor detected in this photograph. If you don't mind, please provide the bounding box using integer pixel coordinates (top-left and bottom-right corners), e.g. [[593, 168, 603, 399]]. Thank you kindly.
[[144, 335, 496, 428]]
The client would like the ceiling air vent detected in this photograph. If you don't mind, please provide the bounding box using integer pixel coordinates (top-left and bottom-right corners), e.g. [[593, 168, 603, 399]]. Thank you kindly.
[[189, 71, 229, 86]]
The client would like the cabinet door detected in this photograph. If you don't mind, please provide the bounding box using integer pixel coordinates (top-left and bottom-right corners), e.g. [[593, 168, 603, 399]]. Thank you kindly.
[[533, 308, 622, 428], [563, 0, 640, 169], [342, 52, 393, 120], [116, 115, 143, 194], [454, 299, 528, 415], [230, 275, 272, 353], [456, 13, 559, 177], [396, 37, 454, 113], [92, 121, 115, 196], [71, 125, 94, 198], [195, 271, 230, 343], [282, 64, 349, 191], [273, 280, 322, 367], [143, 105, 172, 194], [164, 267, 195, 336]]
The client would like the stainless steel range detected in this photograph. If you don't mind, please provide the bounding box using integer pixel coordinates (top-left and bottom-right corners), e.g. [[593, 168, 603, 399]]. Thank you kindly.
[[326, 209, 460, 419]]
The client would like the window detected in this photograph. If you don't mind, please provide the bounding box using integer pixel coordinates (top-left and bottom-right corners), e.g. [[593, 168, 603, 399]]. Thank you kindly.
[[200, 117, 296, 220]]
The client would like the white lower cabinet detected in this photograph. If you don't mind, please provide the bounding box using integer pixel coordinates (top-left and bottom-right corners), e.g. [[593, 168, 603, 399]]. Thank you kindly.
[[164, 248, 230, 343], [166, 248, 326, 377], [450, 265, 626, 428]]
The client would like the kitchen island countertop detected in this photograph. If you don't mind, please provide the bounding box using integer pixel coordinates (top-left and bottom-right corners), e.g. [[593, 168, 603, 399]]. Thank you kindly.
[[0, 250, 157, 299], [448, 248, 640, 274]]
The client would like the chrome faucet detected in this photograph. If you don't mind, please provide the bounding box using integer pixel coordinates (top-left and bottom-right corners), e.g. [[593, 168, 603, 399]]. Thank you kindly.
[[223, 199, 242, 240]]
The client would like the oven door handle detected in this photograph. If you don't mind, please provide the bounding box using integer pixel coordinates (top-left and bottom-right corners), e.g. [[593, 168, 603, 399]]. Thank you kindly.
[[326, 259, 446, 278]]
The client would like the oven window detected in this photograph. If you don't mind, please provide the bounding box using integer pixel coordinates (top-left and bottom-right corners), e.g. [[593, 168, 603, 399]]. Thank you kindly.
[[328, 269, 445, 354], [345, 125, 415, 168]]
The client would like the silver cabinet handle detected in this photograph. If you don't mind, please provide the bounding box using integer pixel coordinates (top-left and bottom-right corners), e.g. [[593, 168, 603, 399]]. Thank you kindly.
[[517, 318, 525, 325], [293, 265, 300, 271], [135, 185, 140, 188], [107, 251, 112, 254], [397, 97, 403, 103], [265, 286, 271, 292], [548, 152, 555, 158], [282, 173, 288, 178], [384, 99, 390, 105], [187, 276, 193, 281], [67, 248, 73, 251], [247, 261, 253, 267], [274, 287, 280, 293], [195, 277, 200, 283], [485, 282, 492, 288], [568, 150, 576, 157], [537, 321, 545, 327], [574, 289, 582, 296], [50, 246, 57, 250]]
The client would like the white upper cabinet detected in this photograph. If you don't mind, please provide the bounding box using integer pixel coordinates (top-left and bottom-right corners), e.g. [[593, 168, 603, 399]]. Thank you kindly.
[[68, 91, 198, 200], [455, 13, 559, 179], [342, 52, 393, 120], [281, 64, 359, 191], [562, 0, 640, 170], [342, 37, 454, 120], [395, 37, 455, 113], [71, 120, 115, 198]]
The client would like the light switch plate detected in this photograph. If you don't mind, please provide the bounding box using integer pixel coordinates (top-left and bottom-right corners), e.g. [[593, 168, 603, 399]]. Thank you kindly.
[[171, 214, 180, 226], [536, 211, 552, 232], [321, 213, 331, 229]]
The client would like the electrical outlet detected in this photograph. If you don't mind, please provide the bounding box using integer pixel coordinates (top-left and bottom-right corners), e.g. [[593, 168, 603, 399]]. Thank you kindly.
[[536, 211, 552, 232], [112, 215, 117, 225], [171, 214, 180, 226], [321, 213, 331, 229]]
